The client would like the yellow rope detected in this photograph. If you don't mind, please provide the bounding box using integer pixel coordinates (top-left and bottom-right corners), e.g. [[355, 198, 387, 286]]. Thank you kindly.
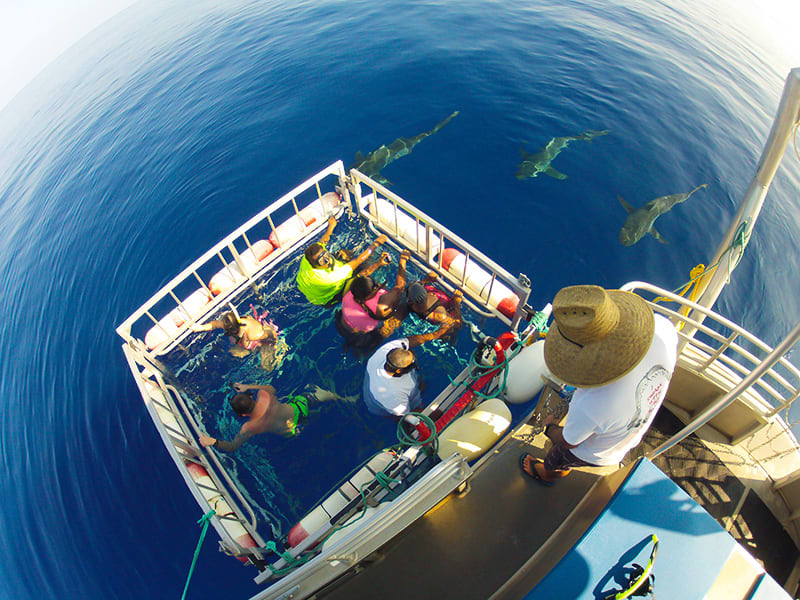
[[653, 264, 706, 304]]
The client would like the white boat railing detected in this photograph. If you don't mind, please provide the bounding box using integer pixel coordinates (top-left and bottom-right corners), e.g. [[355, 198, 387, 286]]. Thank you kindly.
[[687, 68, 800, 332], [348, 168, 532, 330], [622, 283, 800, 460], [116, 161, 349, 356], [121, 343, 270, 562]]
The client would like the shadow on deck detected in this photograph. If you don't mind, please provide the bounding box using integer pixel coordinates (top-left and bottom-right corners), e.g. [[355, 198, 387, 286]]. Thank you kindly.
[[636, 409, 798, 587]]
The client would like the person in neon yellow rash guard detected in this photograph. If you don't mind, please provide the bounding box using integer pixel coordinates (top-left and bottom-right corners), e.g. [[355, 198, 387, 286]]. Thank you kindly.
[[296, 215, 390, 305]]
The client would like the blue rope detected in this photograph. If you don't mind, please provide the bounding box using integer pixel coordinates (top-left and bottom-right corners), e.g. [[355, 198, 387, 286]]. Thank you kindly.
[[180, 510, 216, 600]]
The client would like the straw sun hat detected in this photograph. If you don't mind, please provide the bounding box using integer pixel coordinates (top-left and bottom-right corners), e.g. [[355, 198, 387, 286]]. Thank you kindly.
[[543, 285, 655, 387]]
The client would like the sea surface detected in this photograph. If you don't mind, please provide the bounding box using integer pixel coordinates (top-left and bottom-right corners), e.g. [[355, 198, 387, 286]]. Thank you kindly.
[[1, 1, 799, 599]]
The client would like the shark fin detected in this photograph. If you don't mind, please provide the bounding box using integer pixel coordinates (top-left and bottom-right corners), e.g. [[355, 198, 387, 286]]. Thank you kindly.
[[650, 227, 669, 244], [618, 195, 635, 214], [354, 151, 364, 163], [544, 166, 567, 180]]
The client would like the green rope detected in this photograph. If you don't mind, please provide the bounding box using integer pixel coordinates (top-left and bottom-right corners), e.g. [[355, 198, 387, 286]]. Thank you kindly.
[[265, 540, 314, 576], [447, 342, 522, 404], [396, 412, 437, 445], [374, 470, 400, 490], [180, 510, 215, 600], [324, 417, 437, 540], [669, 220, 750, 297], [530, 310, 549, 334]]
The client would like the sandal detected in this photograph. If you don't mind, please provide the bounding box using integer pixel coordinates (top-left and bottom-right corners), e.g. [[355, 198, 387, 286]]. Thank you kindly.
[[518, 453, 554, 486]]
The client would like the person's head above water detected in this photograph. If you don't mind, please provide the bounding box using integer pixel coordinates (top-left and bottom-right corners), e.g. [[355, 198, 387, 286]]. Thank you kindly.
[[230, 392, 257, 416], [304, 242, 334, 268], [350, 275, 378, 301], [385, 347, 416, 376], [221, 311, 242, 337], [405, 282, 428, 307]]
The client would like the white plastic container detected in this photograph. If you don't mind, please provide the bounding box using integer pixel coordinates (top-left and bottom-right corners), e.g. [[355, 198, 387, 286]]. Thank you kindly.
[[172, 288, 215, 324], [365, 194, 440, 255], [144, 288, 213, 349], [208, 239, 273, 295], [269, 192, 341, 248], [437, 398, 512, 461], [144, 314, 181, 350], [441, 248, 519, 318], [504, 339, 551, 404]]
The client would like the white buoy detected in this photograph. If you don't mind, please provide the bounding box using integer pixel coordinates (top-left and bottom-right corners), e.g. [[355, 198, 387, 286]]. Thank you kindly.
[[437, 398, 512, 461], [504, 339, 551, 404]]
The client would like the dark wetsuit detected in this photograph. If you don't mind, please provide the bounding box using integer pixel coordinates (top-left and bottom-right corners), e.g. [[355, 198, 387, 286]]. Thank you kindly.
[[410, 285, 460, 344]]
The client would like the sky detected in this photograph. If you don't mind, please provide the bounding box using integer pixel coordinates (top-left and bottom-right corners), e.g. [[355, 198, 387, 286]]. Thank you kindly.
[[0, 0, 137, 110], [0, 0, 798, 112]]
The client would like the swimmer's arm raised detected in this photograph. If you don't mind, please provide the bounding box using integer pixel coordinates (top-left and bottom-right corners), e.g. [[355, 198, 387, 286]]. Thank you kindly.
[[359, 251, 392, 279], [451, 290, 463, 322], [347, 234, 388, 270], [319, 216, 337, 246], [393, 249, 410, 289]]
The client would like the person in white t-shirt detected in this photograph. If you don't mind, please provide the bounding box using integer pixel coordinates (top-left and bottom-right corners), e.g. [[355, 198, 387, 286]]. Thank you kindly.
[[362, 326, 453, 418], [519, 285, 678, 485]]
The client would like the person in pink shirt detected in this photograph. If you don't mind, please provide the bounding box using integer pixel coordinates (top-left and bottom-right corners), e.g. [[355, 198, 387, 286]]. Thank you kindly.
[[335, 249, 411, 350]]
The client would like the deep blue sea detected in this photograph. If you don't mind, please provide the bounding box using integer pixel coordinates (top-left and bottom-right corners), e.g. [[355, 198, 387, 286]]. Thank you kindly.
[[1, 1, 799, 598]]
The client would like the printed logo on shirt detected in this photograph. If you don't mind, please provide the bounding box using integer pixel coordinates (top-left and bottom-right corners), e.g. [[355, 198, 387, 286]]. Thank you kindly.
[[627, 365, 669, 430]]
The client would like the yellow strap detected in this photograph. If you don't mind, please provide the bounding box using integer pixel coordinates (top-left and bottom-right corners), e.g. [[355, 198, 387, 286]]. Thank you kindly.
[[652, 264, 706, 331], [653, 264, 706, 304]]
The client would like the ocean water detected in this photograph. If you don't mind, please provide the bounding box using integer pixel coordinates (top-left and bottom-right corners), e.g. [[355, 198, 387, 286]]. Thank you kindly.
[[1, 1, 799, 599]]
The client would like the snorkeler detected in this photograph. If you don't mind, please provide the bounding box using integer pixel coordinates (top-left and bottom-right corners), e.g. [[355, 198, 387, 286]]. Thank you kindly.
[[199, 383, 309, 451], [335, 249, 412, 349], [405, 276, 463, 343], [379, 272, 463, 343], [192, 309, 287, 371], [362, 325, 453, 418], [296, 214, 390, 305]]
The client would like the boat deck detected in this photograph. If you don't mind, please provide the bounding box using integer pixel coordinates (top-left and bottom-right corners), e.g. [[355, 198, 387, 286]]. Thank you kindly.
[[320, 413, 615, 599], [317, 407, 798, 599], [635, 410, 798, 587]]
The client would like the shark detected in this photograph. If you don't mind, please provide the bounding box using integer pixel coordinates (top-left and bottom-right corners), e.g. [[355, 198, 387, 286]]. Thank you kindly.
[[350, 111, 459, 185], [515, 129, 610, 180], [618, 184, 708, 246]]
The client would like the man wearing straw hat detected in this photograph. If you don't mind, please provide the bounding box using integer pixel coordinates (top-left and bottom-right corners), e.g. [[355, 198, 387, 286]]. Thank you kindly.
[[520, 285, 678, 485]]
